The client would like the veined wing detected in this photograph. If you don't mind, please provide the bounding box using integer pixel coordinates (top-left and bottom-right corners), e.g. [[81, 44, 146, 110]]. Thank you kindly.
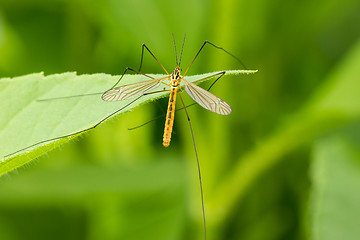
[[183, 79, 232, 115], [102, 77, 167, 101]]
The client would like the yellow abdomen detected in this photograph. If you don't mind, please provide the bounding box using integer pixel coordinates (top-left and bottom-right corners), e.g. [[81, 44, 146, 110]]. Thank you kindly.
[[163, 88, 177, 147]]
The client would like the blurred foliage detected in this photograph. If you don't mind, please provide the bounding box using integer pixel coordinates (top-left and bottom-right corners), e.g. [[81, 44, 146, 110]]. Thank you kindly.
[[0, 0, 360, 240], [310, 124, 360, 240]]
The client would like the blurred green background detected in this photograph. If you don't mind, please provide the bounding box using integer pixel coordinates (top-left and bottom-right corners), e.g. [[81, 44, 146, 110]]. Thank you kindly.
[[1, 0, 360, 240]]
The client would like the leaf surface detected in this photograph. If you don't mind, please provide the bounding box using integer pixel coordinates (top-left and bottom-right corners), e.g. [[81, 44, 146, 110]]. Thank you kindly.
[[0, 70, 256, 175]]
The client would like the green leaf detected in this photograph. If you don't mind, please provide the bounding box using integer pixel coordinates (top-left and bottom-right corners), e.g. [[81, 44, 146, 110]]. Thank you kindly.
[[310, 124, 360, 240], [0, 70, 257, 176]]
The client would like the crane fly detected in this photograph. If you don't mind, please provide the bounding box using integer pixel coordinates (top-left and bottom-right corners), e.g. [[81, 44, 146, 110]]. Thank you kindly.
[[5, 35, 257, 240], [102, 67, 232, 147], [99, 36, 255, 240]]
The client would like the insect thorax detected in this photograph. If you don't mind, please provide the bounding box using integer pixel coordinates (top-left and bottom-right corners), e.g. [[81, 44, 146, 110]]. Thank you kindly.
[[170, 66, 182, 87]]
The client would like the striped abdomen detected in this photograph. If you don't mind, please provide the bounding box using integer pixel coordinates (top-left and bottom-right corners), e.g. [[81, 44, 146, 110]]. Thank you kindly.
[[163, 87, 177, 147]]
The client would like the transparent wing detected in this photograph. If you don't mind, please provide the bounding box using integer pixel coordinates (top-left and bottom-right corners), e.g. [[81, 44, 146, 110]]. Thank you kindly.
[[102, 78, 166, 101], [183, 79, 232, 115]]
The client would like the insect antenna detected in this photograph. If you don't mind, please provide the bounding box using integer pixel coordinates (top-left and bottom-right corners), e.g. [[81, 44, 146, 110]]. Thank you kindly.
[[172, 33, 179, 66], [179, 34, 186, 67]]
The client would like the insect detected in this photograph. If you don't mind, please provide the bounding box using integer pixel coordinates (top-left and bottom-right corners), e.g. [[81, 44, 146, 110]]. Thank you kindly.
[[6, 35, 257, 240], [102, 57, 232, 147]]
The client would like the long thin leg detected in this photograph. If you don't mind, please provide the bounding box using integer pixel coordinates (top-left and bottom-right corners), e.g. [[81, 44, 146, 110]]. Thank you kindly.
[[139, 43, 169, 75], [178, 92, 207, 240], [195, 71, 226, 92], [37, 68, 155, 102], [39, 43, 171, 102], [107, 67, 155, 92], [128, 112, 165, 130], [183, 40, 247, 77], [111, 42, 171, 95], [40, 42, 170, 102], [5, 90, 168, 158], [137, 43, 171, 116], [184, 71, 225, 86], [37, 92, 104, 102]]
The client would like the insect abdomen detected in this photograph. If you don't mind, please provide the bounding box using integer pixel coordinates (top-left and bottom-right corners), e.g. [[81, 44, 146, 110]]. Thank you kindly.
[[163, 88, 177, 147]]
